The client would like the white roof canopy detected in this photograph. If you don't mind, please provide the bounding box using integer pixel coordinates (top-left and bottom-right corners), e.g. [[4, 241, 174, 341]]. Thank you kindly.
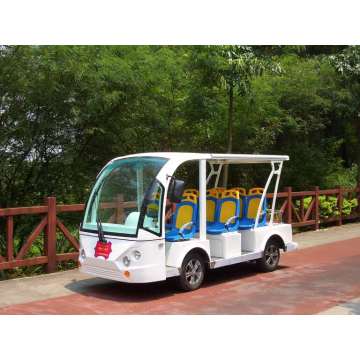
[[208, 153, 289, 164], [117, 152, 289, 164]]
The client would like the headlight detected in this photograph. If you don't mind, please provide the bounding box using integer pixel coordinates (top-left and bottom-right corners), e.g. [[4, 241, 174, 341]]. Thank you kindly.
[[123, 256, 131, 267], [80, 248, 86, 259], [133, 250, 141, 260]]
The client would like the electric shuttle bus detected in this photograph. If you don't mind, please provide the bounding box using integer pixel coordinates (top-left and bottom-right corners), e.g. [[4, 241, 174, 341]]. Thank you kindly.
[[79, 152, 298, 291]]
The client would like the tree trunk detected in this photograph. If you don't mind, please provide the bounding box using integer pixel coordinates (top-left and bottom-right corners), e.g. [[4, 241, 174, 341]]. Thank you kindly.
[[356, 121, 360, 184], [222, 84, 234, 187]]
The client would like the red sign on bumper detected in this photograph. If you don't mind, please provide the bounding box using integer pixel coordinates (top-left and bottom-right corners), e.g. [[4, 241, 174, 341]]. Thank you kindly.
[[94, 241, 112, 259]]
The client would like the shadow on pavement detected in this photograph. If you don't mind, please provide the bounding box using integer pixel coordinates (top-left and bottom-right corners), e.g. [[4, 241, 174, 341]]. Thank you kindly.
[[65, 262, 289, 303]]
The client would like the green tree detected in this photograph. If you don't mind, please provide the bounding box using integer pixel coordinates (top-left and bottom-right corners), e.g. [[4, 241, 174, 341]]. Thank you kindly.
[[191, 46, 282, 185], [330, 46, 360, 182]]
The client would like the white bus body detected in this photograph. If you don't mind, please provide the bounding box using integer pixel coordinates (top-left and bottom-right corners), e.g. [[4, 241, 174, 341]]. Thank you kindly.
[[79, 153, 298, 290]]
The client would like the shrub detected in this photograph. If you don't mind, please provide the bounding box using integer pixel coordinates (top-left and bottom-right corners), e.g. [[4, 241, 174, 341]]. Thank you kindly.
[[295, 195, 358, 219]]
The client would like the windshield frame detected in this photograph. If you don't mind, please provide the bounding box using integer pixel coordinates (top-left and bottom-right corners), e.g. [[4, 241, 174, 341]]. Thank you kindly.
[[81, 156, 168, 238]]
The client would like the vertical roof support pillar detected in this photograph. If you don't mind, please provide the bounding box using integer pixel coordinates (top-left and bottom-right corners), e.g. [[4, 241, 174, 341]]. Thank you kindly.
[[199, 159, 207, 241]]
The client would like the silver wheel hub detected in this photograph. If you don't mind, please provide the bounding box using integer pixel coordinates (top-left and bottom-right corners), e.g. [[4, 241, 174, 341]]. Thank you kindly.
[[185, 259, 202, 285], [265, 245, 279, 266]]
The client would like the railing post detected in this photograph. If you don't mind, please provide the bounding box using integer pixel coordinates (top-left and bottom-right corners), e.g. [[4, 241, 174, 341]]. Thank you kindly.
[[6, 216, 14, 261], [337, 185, 343, 226], [314, 186, 320, 230], [284, 187, 292, 224], [44, 197, 57, 273], [115, 194, 124, 223], [357, 183, 360, 220], [300, 196, 305, 221]]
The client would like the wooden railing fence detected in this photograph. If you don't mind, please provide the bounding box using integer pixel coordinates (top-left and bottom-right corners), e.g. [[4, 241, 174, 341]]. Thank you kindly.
[[268, 186, 360, 229], [0, 186, 359, 273]]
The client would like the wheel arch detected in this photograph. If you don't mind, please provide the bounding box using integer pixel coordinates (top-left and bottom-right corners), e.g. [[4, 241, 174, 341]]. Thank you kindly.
[[166, 241, 211, 269], [266, 234, 286, 250], [184, 247, 211, 268]]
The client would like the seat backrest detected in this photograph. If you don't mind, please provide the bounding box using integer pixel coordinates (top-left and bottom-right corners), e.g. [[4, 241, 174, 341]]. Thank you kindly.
[[249, 187, 264, 195], [147, 200, 159, 217], [246, 195, 267, 222], [206, 197, 217, 223], [172, 194, 198, 230], [217, 190, 240, 224], [146, 190, 161, 217], [230, 187, 247, 196], [206, 189, 221, 223]]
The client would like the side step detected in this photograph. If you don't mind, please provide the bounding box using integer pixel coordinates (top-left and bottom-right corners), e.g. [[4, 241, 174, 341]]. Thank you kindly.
[[166, 266, 180, 278], [210, 251, 263, 269], [165, 251, 263, 277]]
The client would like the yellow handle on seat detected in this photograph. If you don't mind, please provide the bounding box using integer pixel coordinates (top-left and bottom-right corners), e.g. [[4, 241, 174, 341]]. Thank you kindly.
[[230, 187, 247, 196], [249, 187, 264, 195], [183, 188, 199, 197]]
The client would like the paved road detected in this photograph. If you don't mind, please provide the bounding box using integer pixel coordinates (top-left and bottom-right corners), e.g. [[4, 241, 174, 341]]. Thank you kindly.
[[0, 224, 359, 314]]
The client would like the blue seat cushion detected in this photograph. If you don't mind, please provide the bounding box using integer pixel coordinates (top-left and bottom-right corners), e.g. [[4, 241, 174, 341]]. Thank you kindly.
[[207, 223, 238, 234], [237, 223, 254, 230], [165, 229, 194, 241], [238, 221, 268, 230]]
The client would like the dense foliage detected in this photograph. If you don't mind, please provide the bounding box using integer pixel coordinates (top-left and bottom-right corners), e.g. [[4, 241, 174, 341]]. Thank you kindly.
[[1, 45, 360, 279], [1, 45, 360, 209]]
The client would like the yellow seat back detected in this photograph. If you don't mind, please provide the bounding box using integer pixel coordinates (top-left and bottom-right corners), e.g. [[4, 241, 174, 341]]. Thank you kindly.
[[175, 195, 197, 229], [218, 190, 240, 224], [175, 205, 194, 229], [206, 189, 220, 223], [219, 201, 237, 223], [206, 199, 216, 222], [247, 197, 261, 219]]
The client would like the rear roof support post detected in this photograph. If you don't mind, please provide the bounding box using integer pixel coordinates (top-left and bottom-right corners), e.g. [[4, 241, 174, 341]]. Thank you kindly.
[[254, 163, 275, 228], [270, 161, 283, 225], [199, 159, 207, 241], [214, 164, 223, 188]]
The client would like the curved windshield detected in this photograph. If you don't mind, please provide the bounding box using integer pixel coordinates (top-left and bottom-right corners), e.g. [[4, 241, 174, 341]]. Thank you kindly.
[[83, 156, 168, 236]]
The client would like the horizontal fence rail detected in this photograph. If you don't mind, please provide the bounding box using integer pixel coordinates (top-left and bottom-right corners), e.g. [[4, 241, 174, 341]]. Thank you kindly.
[[0, 196, 136, 273], [266, 186, 360, 229], [0, 186, 359, 273]]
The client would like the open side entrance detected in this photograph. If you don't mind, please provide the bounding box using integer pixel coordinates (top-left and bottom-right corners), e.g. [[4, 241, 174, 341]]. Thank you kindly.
[[165, 157, 287, 269]]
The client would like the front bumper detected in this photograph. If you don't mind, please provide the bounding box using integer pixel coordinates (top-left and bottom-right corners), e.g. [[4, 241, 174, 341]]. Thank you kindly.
[[79, 233, 166, 283], [80, 258, 165, 283]]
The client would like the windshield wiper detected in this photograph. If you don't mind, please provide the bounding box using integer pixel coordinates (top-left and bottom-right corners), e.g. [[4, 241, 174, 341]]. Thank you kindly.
[[96, 217, 106, 243]]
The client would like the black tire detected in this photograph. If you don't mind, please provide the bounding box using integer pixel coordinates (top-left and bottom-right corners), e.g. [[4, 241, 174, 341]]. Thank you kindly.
[[177, 252, 206, 291], [257, 241, 280, 272]]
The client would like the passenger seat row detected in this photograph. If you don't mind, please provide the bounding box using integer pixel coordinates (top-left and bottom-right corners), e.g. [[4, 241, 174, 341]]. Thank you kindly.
[[165, 187, 267, 241]]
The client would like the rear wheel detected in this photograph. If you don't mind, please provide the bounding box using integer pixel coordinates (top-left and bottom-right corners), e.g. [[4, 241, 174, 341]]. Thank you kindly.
[[257, 241, 280, 272], [177, 252, 205, 291]]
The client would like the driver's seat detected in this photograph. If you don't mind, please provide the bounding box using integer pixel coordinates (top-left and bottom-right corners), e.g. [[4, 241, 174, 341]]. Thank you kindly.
[[165, 195, 198, 241]]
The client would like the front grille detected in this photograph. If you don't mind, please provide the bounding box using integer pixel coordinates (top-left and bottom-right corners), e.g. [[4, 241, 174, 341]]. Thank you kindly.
[[80, 264, 122, 281]]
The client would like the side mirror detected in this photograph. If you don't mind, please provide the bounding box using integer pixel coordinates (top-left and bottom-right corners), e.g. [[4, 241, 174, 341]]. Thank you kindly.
[[168, 178, 185, 203]]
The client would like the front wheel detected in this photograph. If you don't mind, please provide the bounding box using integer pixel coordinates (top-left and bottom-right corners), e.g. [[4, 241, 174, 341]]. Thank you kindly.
[[257, 241, 280, 272], [177, 252, 205, 291]]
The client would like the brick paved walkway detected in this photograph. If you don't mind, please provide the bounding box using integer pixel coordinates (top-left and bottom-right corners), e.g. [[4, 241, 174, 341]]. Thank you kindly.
[[0, 224, 359, 314]]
